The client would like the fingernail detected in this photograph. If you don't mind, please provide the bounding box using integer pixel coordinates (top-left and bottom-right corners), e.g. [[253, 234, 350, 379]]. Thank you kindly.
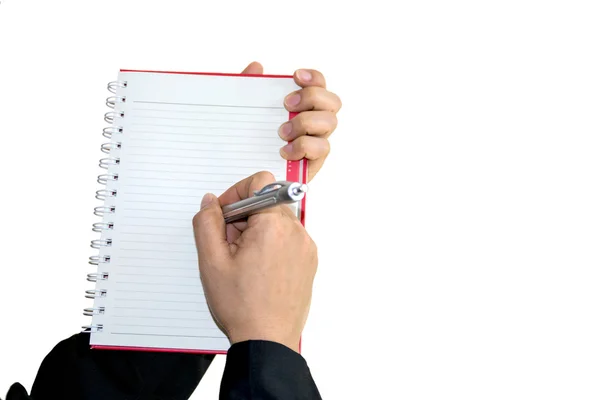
[[280, 143, 293, 156], [285, 93, 301, 107], [279, 122, 292, 139], [297, 69, 312, 82], [201, 193, 213, 209]]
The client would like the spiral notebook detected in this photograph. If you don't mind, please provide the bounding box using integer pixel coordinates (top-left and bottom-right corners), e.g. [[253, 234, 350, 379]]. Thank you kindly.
[[85, 70, 307, 354]]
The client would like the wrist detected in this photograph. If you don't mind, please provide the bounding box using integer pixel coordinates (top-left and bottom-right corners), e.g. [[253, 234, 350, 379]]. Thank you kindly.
[[229, 332, 300, 353]]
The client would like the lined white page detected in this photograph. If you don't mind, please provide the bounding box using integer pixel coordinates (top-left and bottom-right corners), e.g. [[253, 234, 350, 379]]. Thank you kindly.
[[90, 71, 300, 352]]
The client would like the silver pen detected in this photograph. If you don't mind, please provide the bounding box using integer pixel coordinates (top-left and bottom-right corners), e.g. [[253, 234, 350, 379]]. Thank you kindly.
[[221, 181, 308, 224]]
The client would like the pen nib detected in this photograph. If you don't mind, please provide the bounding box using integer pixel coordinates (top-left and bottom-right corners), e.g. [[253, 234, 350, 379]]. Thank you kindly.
[[292, 184, 308, 196]]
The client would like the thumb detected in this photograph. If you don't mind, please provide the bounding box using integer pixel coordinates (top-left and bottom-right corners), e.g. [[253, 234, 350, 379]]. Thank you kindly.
[[193, 193, 229, 267]]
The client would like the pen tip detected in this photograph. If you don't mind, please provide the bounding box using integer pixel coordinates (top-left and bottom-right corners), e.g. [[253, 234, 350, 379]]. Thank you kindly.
[[298, 184, 308, 194], [291, 183, 308, 196]]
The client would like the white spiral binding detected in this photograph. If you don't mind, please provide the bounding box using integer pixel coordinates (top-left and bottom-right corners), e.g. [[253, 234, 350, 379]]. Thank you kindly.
[[82, 324, 104, 333], [104, 111, 124, 123], [97, 174, 118, 184], [87, 272, 109, 282], [92, 222, 114, 232], [93, 206, 115, 217], [89, 255, 111, 265], [106, 96, 126, 109], [85, 79, 127, 324], [95, 189, 117, 201], [91, 239, 112, 249], [101, 142, 121, 154], [83, 307, 106, 316], [99, 157, 120, 169], [102, 127, 123, 139], [85, 289, 107, 299], [107, 80, 127, 94]]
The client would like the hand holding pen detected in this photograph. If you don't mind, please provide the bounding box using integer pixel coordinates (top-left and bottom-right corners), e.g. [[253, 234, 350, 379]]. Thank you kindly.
[[192, 172, 316, 352]]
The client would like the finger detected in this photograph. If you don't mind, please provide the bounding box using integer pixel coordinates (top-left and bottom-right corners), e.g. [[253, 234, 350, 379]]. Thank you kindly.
[[218, 171, 276, 205], [192, 193, 230, 268], [280, 136, 330, 182], [217, 171, 276, 240], [280, 136, 330, 162], [293, 69, 326, 89], [241, 61, 264, 75], [225, 222, 245, 245], [278, 111, 338, 141], [284, 86, 342, 113]]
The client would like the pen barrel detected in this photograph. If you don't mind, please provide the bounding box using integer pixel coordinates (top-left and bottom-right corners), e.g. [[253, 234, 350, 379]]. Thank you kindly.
[[222, 182, 306, 223]]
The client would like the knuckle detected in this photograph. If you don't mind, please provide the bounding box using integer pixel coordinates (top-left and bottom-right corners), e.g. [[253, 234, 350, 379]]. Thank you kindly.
[[294, 113, 311, 133], [321, 139, 331, 156], [329, 114, 338, 131], [333, 93, 342, 111], [304, 232, 315, 248], [301, 86, 319, 104], [295, 136, 309, 153], [192, 211, 202, 228], [314, 70, 326, 86], [302, 231, 318, 258], [255, 170, 275, 182], [252, 171, 276, 191], [192, 207, 218, 230]]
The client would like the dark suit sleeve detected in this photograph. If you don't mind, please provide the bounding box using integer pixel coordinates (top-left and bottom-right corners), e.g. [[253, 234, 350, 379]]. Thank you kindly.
[[5, 332, 214, 400], [221, 340, 322, 400]]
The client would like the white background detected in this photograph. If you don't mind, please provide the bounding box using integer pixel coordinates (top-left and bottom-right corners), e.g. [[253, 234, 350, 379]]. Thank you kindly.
[[1, 0, 599, 399]]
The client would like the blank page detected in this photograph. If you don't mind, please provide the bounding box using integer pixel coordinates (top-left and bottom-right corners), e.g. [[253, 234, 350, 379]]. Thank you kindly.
[[89, 71, 302, 352]]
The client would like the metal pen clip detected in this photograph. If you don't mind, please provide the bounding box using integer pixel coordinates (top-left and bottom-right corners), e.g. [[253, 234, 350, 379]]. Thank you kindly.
[[222, 181, 308, 224]]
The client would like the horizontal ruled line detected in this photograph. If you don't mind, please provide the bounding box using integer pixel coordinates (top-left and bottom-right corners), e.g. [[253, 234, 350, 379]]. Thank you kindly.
[[113, 298, 204, 304], [119, 256, 196, 262], [127, 160, 280, 168], [114, 306, 210, 312], [132, 100, 284, 110], [123, 208, 193, 214], [126, 177, 233, 184], [120, 239, 194, 247], [128, 153, 280, 163], [128, 145, 276, 155], [117, 290, 204, 300], [111, 332, 224, 339], [118, 265, 196, 271], [125, 184, 224, 191], [124, 199, 199, 206], [123, 192, 207, 200], [119, 272, 197, 278], [121, 239, 194, 245], [133, 116, 281, 124], [122, 215, 191, 221], [113, 315, 212, 322], [127, 138, 282, 146], [124, 168, 249, 177], [120, 231, 191, 238], [132, 124, 275, 131], [120, 248, 196, 255], [116, 281, 199, 288], [133, 108, 283, 116], [121, 223, 190, 229], [129, 130, 274, 138], [121, 222, 188, 228], [114, 324, 217, 330]]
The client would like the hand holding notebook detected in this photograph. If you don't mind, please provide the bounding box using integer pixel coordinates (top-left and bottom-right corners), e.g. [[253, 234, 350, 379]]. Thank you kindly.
[[86, 64, 341, 353]]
